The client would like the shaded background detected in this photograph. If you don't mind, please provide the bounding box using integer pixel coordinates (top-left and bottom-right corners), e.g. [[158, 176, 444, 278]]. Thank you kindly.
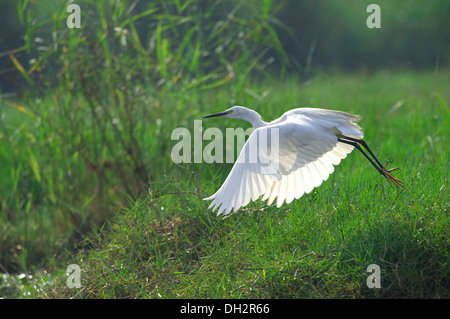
[[1, 0, 449, 93], [278, 0, 449, 72]]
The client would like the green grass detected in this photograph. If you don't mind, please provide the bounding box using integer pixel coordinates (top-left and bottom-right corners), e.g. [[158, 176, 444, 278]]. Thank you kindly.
[[1, 0, 448, 300], [25, 70, 449, 299], [1, 0, 287, 279]]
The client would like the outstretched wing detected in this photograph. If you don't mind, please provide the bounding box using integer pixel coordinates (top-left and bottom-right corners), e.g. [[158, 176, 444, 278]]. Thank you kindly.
[[204, 109, 363, 216]]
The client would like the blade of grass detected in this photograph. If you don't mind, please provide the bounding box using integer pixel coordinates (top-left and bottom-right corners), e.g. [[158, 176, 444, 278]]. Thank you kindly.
[[27, 146, 41, 183], [8, 52, 34, 85]]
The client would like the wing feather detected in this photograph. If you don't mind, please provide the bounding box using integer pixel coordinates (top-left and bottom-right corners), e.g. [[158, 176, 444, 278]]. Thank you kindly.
[[294, 169, 305, 199], [286, 173, 296, 204]]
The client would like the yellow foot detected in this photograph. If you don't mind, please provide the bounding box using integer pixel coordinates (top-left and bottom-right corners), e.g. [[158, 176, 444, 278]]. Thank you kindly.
[[381, 161, 404, 188]]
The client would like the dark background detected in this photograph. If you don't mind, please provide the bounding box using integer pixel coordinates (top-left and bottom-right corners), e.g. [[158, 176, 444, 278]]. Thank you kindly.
[[1, 0, 449, 93]]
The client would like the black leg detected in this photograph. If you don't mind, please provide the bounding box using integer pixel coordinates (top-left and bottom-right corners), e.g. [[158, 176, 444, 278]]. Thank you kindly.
[[337, 138, 383, 174], [337, 136, 404, 188], [338, 136, 384, 169]]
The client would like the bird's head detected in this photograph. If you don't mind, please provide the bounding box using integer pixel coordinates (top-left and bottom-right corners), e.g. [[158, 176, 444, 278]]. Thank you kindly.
[[202, 106, 266, 128], [202, 106, 251, 120]]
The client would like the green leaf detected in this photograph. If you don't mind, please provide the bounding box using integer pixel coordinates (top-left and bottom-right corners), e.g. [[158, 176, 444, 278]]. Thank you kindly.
[[27, 146, 41, 183]]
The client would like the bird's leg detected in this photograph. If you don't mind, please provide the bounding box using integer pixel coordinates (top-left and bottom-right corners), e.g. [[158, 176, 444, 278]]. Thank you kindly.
[[379, 160, 403, 188], [337, 137, 404, 188], [343, 137, 401, 174], [338, 136, 383, 168], [337, 138, 383, 173]]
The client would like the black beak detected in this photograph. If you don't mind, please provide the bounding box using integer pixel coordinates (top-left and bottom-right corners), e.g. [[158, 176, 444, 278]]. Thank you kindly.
[[202, 111, 231, 119]]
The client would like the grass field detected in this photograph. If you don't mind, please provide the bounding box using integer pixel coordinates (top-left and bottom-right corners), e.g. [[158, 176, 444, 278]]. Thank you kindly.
[[1, 70, 447, 298]]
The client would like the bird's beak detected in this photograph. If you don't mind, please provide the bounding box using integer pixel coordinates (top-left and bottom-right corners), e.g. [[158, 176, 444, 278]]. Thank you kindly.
[[202, 110, 231, 119]]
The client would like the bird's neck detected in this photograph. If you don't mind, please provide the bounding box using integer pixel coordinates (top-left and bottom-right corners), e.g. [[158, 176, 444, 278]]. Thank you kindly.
[[246, 110, 267, 128]]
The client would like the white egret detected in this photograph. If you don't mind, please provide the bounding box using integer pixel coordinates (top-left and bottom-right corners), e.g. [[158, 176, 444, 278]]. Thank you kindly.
[[202, 106, 403, 216]]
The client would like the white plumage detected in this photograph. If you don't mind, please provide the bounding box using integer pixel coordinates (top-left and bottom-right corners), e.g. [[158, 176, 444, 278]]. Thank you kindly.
[[202, 106, 402, 216]]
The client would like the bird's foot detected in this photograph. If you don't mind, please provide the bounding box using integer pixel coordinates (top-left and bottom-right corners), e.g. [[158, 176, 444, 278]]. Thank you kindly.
[[381, 161, 404, 188]]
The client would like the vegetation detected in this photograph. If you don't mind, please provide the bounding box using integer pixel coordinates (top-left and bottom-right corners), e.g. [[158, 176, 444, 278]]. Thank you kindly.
[[0, 0, 448, 298], [1, 0, 287, 274]]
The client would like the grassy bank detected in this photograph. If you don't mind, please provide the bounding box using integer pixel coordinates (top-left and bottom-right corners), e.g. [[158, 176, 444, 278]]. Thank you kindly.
[[1, 0, 287, 277], [14, 70, 447, 298]]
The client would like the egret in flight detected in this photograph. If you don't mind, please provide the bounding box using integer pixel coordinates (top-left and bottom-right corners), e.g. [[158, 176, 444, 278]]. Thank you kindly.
[[202, 106, 403, 216]]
